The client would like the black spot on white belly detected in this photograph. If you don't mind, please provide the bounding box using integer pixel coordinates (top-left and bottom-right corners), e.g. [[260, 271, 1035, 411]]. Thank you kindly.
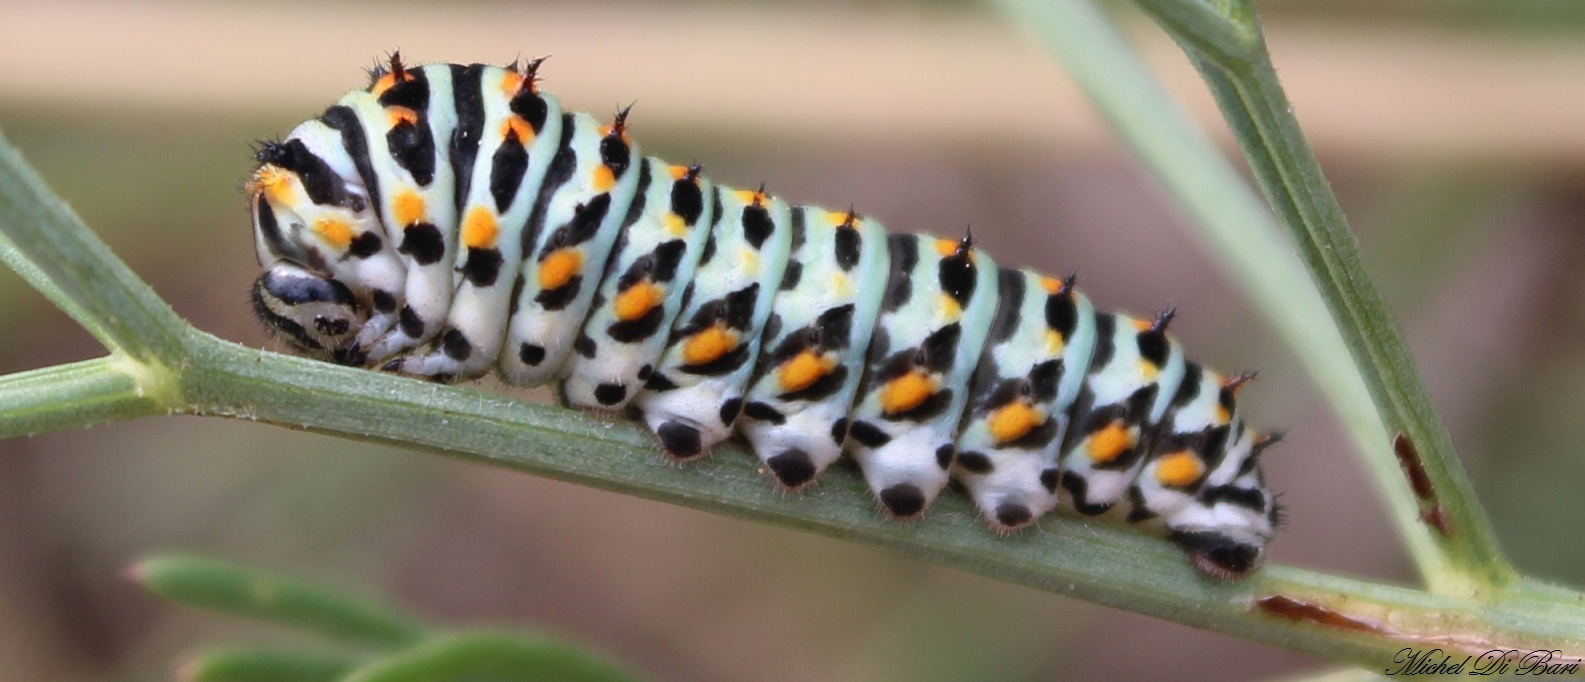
[[594, 382, 627, 406], [442, 329, 472, 361], [656, 421, 702, 459], [767, 449, 816, 488], [879, 484, 926, 518]]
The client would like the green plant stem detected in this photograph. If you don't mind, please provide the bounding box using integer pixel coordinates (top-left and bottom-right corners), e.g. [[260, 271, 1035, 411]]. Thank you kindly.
[[0, 355, 168, 438], [7, 319, 1573, 666], [1127, 0, 1255, 63], [0, 131, 187, 363], [1129, 0, 1512, 593], [162, 331, 1583, 666]]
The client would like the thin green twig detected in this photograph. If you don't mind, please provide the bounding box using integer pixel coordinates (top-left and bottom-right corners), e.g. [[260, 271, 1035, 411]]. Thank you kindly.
[[0, 131, 188, 364], [991, 0, 1456, 589], [1132, 0, 1513, 593], [0, 355, 167, 438]]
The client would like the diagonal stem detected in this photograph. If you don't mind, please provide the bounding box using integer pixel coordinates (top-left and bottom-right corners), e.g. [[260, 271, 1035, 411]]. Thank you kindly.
[[991, 0, 1459, 588], [1133, 0, 1514, 592], [0, 131, 188, 363]]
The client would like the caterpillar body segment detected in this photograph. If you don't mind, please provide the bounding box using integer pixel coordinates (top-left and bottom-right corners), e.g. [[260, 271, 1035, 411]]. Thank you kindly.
[[737, 208, 891, 490], [388, 65, 567, 380], [500, 111, 644, 385], [633, 186, 795, 459], [246, 55, 1282, 580], [560, 160, 714, 412], [1128, 365, 1235, 530], [350, 64, 461, 364], [1056, 312, 1188, 520], [843, 234, 1001, 518], [951, 271, 1098, 531]]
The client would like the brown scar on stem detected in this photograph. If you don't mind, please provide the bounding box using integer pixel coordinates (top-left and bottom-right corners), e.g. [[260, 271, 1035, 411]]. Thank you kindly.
[[1420, 505, 1451, 536], [1393, 432, 1435, 501], [1392, 432, 1452, 536], [1260, 595, 1585, 662], [1256, 595, 1388, 635]]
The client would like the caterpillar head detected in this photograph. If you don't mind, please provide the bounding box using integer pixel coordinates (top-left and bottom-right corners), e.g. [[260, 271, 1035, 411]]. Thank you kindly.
[[251, 262, 365, 362], [246, 126, 402, 365], [247, 161, 370, 363]]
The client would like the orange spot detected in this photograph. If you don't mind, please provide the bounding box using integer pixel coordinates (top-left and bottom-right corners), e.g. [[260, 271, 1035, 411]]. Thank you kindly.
[[935, 239, 958, 257], [501, 116, 534, 143], [829, 272, 853, 296], [393, 190, 425, 226], [597, 125, 630, 143], [1155, 450, 1205, 487], [1138, 359, 1159, 381], [1086, 421, 1135, 463], [987, 401, 1043, 445], [778, 350, 835, 393], [1040, 276, 1063, 295], [591, 165, 615, 191], [387, 106, 419, 128], [1044, 329, 1065, 354], [824, 211, 860, 229], [663, 214, 688, 236], [245, 166, 277, 193], [938, 293, 962, 320], [499, 71, 525, 96], [370, 73, 398, 97], [668, 165, 689, 180], [313, 217, 354, 249], [880, 371, 937, 416], [538, 249, 583, 290], [1215, 405, 1232, 425], [733, 188, 767, 206], [614, 281, 663, 322], [1132, 317, 1153, 332], [683, 325, 738, 366], [251, 166, 296, 204], [461, 207, 499, 249]]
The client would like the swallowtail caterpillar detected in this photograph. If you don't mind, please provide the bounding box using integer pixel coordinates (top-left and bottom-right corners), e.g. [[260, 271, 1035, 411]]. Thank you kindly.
[[247, 54, 1281, 581]]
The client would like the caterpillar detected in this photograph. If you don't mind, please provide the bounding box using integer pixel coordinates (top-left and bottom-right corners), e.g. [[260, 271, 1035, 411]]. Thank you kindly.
[[247, 53, 1282, 581]]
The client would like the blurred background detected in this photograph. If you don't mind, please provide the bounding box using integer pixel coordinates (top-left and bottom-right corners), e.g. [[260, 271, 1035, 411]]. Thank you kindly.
[[3, 1, 1584, 679]]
